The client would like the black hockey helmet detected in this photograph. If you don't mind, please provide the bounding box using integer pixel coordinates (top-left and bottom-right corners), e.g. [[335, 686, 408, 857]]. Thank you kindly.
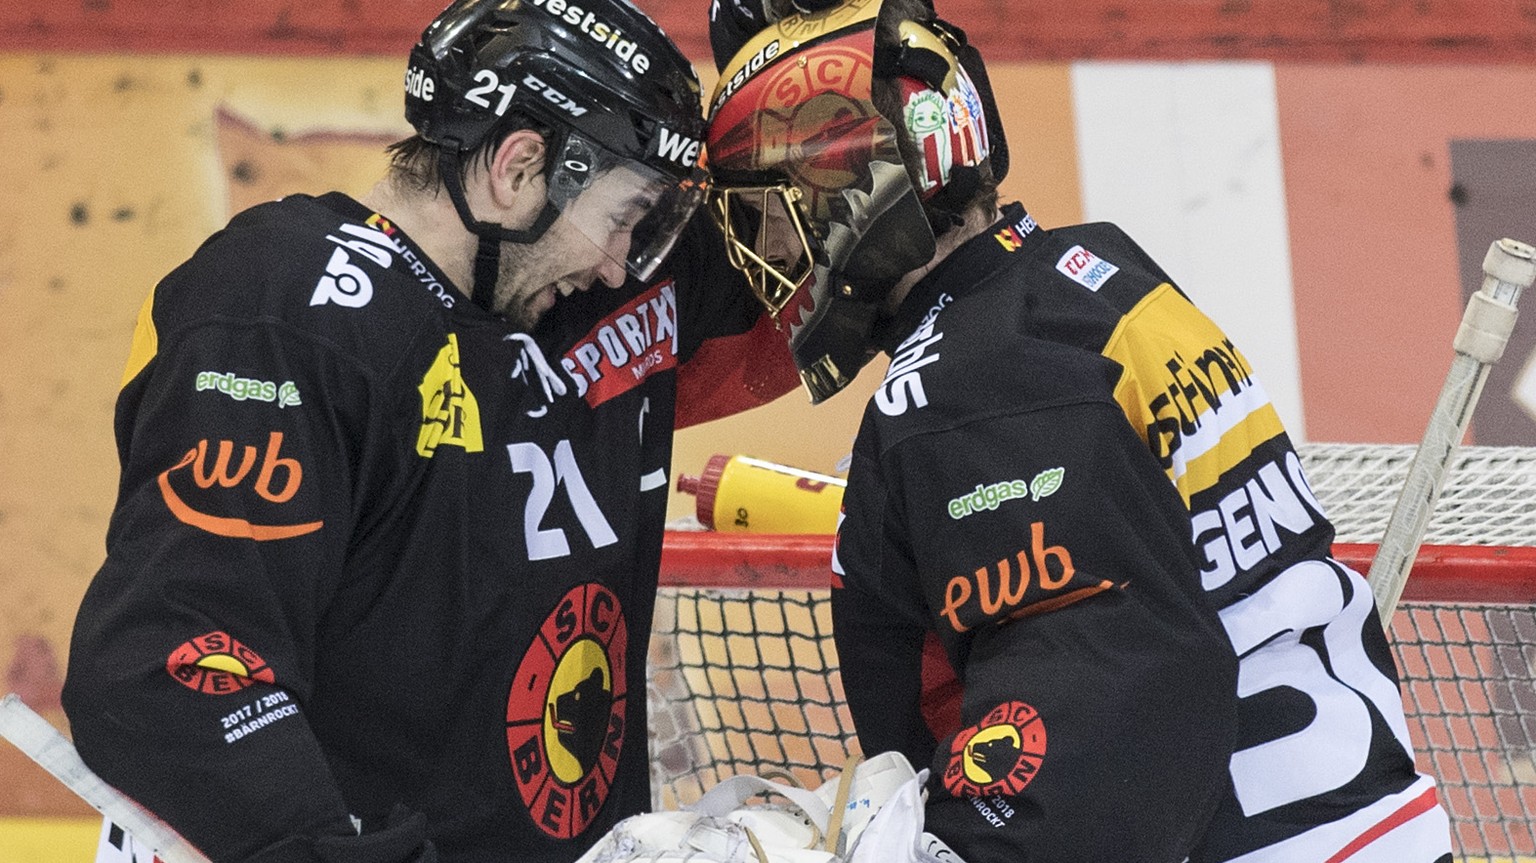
[[405, 0, 709, 309]]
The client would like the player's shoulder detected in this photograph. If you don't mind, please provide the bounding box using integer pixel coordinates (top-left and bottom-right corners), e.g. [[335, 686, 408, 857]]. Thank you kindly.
[[1033, 221, 1175, 306], [151, 193, 461, 370]]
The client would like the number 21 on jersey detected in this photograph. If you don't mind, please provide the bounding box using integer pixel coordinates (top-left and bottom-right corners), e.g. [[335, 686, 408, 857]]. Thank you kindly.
[[507, 439, 618, 561]]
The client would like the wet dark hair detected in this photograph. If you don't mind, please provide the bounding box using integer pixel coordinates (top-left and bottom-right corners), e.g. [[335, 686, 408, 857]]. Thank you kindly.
[[384, 114, 554, 192]]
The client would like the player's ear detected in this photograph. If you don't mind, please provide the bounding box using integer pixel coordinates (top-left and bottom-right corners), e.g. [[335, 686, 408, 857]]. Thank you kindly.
[[488, 129, 547, 210]]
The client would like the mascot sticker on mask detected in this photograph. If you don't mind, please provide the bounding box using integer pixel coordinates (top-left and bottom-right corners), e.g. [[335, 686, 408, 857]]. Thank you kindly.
[[507, 583, 629, 838]]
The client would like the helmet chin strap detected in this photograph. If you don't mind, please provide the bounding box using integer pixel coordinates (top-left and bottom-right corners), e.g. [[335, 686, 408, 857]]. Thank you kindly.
[[437, 148, 561, 313]]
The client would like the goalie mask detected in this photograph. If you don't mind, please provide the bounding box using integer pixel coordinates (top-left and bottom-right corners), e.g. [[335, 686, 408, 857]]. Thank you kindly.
[[705, 0, 1003, 402]]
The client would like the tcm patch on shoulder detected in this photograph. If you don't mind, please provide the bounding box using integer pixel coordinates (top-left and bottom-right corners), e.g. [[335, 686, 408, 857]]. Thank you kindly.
[[1055, 245, 1119, 292]]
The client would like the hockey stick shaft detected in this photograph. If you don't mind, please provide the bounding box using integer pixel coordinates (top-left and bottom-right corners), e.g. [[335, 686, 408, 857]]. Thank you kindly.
[[0, 693, 212, 863], [1367, 238, 1535, 621]]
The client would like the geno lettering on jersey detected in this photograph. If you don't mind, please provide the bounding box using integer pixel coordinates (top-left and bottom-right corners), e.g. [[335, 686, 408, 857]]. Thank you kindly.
[[937, 522, 1113, 632], [559, 282, 679, 407], [1192, 451, 1325, 592], [156, 432, 323, 541]]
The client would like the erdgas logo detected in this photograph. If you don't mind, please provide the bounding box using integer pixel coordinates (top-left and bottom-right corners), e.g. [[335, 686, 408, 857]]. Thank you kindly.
[[196, 371, 302, 409], [526, 0, 652, 76], [947, 468, 1065, 520], [311, 223, 403, 308]]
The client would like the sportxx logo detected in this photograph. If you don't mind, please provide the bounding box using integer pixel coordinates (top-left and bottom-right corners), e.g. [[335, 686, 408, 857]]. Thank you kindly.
[[157, 431, 322, 541], [994, 212, 1039, 252], [944, 700, 1047, 799], [1055, 244, 1119, 292], [418, 334, 484, 456], [938, 522, 1112, 633], [507, 583, 629, 838], [560, 281, 679, 407]]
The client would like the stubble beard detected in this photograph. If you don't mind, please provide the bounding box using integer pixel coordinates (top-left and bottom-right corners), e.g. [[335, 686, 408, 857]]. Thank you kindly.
[[491, 240, 546, 332]]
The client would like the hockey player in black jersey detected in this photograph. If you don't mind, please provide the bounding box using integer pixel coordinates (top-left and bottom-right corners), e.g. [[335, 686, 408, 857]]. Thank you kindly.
[[61, 1, 796, 861], [705, 0, 1453, 860]]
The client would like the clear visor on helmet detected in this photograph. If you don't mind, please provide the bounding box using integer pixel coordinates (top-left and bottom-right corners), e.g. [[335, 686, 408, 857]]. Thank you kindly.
[[546, 133, 707, 283], [709, 183, 818, 319]]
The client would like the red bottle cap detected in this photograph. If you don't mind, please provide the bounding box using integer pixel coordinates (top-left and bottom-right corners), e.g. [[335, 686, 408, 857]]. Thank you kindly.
[[675, 453, 731, 529]]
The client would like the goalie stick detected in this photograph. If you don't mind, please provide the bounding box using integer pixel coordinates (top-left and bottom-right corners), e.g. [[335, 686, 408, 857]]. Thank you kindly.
[[0, 693, 212, 863], [1367, 238, 1535, 621]]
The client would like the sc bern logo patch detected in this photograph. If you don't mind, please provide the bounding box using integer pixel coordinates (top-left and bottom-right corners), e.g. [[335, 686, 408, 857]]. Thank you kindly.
[[166, 631, 276, 695], [943, 700, 1048, 798], [507, 583, 629, 838]]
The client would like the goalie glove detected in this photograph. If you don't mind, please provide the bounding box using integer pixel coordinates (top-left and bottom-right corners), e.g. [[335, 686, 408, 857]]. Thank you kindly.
[[842, 764, 960, 863], [573, 809, 838, 863], [576, 752, 965, 863]]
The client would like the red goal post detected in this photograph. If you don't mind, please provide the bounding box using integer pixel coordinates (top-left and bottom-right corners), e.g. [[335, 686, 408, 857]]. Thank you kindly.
[[647, 443, 1536, 861]]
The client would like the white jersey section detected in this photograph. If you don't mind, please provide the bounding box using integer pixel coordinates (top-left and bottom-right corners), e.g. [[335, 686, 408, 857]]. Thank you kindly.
[[1071, 61, 1307, 442], [1220, 774, 1449, 863]]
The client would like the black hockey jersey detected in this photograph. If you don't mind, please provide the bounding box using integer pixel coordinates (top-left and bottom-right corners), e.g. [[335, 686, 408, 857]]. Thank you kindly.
[[831, 203, 1445, 861], [62, 192, 788, 862]]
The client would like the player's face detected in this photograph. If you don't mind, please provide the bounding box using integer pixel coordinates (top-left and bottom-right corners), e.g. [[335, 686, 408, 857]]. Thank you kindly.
[[491, 166, 657, 330]]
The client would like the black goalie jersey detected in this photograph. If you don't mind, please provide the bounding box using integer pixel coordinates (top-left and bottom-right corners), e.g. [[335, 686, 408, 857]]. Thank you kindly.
[[830, 203, 1450, 862], [62, 193, 792, 862]]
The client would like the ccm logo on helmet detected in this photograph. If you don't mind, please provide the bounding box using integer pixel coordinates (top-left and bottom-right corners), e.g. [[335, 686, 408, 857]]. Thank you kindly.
[[526, 0, 652, 76]]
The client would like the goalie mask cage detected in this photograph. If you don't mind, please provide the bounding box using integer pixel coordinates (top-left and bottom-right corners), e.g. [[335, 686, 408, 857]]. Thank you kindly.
[[647, 443, 1536, 861]]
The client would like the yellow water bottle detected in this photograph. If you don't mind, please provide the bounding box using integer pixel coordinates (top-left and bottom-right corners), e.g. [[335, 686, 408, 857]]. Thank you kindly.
[[676, 454, 846, 533]]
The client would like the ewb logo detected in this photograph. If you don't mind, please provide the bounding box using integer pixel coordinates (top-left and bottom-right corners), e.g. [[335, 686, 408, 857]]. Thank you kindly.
[[157, 431, 322, 540]]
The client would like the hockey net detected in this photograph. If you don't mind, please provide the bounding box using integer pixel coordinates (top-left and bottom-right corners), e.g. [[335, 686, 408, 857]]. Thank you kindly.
[[647, 443, 1536, 860]]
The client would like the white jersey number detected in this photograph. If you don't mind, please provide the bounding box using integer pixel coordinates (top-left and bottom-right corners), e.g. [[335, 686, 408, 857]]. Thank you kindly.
[[508, 439, 618, 561], [1218, 561, 1413, 816]]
